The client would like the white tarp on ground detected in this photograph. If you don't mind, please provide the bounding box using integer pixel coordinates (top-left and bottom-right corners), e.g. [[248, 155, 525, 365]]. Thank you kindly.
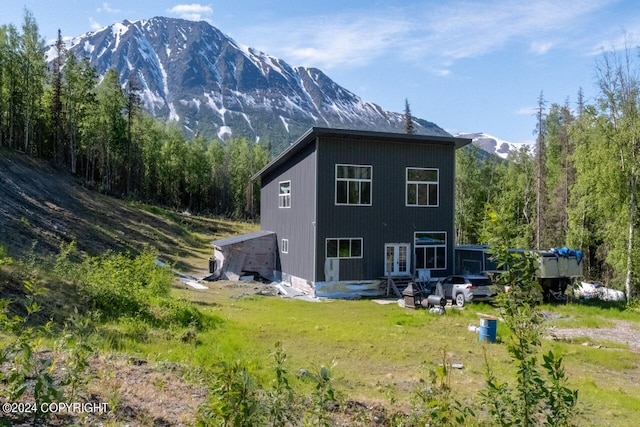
[[574, 281, 625, 301], [179, 277, 209, 290], [155, 259, 210, 290]]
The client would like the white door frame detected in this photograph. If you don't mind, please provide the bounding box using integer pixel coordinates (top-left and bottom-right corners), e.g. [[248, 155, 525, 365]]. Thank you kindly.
[[385, 243, 411, 276]]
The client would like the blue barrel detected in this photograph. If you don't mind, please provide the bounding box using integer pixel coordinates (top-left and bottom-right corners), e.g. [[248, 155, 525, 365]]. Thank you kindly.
[[479, 317, 497, 343]]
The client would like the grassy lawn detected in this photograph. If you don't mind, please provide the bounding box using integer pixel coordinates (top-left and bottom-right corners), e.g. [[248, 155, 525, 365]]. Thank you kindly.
[[113, 281, 640, 425], [3, 195, 640, 424]]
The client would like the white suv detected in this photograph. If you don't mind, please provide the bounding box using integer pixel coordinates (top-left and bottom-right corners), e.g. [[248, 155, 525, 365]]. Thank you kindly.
[[440, 275, 498, 307]]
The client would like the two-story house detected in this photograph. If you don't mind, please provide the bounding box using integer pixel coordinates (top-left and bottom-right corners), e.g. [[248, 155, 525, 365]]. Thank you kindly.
[[251, 127, 471, 298]]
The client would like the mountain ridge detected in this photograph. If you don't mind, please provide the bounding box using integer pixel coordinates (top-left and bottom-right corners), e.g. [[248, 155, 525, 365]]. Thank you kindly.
[[53, 16, 449, 153]]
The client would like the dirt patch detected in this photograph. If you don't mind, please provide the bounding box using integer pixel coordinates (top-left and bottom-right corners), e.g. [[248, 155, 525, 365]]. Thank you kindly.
[[1, 352, 207, 426], [547, 320, 640, 352], [0, 149, 253, 272]]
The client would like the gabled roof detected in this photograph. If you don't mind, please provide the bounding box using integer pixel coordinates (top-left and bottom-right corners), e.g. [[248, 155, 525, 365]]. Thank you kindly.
[[252, 127, 472, 181]]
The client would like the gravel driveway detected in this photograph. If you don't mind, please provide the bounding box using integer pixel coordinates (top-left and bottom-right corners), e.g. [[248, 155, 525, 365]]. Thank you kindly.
[[547, 320, 640, 352]]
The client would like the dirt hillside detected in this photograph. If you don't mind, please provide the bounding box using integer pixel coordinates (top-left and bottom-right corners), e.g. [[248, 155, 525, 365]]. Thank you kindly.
[[0, 148, 251, 272]]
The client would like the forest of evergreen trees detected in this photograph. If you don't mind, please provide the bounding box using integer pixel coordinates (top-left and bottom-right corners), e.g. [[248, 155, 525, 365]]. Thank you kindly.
[[1, 12, 639, 298], [0, 12, 269, 218], [455, 50, 640, 299]]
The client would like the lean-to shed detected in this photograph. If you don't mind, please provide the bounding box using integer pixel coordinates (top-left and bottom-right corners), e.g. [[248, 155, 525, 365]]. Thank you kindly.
[[211, 231, 277, 281]]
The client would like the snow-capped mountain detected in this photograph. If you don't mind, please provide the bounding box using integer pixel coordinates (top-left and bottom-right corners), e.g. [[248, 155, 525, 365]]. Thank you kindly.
[[455, 132, 535, 159], [54, 17, 449, 153]]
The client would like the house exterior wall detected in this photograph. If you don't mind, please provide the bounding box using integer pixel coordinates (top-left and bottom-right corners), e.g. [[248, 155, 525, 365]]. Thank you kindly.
[[314, 135, 456, 282], [260, 140, 317, 284]]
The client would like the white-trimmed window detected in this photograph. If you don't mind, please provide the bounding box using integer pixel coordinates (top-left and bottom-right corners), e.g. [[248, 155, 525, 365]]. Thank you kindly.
[[279, 181, 291, 208], [414, 232, 446, 270], [281, 239, 289, 254], [326, 238, 363, 259], [335, 164, 372, 205], [406, 168, 438, 207]]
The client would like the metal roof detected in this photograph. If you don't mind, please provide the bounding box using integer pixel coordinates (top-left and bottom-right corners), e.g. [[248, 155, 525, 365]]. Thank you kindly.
[[211, 230, 276, 248], [251, 127, 472, 181]]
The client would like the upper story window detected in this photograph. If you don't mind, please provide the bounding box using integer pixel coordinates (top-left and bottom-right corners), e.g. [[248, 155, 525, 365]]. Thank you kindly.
[[335, 164, 372, 205], [279, 181, 291, 208], [406, 168, 438, 207], [281, 239, 289, 254]]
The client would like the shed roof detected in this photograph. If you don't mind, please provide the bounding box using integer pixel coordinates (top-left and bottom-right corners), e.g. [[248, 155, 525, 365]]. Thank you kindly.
[[252, 127, 472, 181], [211, 230, 276, 248]]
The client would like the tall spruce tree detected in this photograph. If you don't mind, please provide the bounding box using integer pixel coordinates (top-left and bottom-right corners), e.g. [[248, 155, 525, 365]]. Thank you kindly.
[[404, 98, 416, 134], [51, 28, 65, 163], [534, 91, 547, 249], [0, 26, 6, 148], [19, 9, 46, 155]]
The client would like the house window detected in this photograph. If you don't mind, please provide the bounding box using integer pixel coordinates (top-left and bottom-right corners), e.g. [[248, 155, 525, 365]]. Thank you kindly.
[[326, 238, 363, 259], [414, 232, 446, 270], [281, 239, 289, 254], [335, 164, 372, 205], [279, 181, 291, 208], [406, 168, 438, 207]]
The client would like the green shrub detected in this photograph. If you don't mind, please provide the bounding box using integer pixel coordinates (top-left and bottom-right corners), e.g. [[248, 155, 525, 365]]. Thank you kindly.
[[0, 282, 62, 425], [199, 360, 263, 427], [0, 245, 12, 267], [301, 364, 339, 427], [410, 353, 475, 426], [152, 297, 205, 329], [265, 342, 300, 426], [77, 248, 172, 319], [480, 207, 578, 427]]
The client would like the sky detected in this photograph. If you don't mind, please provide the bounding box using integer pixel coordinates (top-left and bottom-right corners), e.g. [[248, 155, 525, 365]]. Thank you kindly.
[[4, 0, 640, 144]]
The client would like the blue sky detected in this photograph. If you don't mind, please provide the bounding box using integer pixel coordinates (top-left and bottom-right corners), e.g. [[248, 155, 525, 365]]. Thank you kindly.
[[4, 0, 640, 143]]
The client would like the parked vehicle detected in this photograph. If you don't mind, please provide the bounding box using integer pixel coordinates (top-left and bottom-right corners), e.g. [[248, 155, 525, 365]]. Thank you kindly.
[[439, 274, 498, 308], [455, 245, 583, 302]]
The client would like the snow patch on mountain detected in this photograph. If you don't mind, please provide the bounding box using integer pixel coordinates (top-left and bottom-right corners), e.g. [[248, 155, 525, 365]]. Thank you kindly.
[[456, 132, 535, 159], [111, 22, 129, 51], [218, 126, 232, 139]]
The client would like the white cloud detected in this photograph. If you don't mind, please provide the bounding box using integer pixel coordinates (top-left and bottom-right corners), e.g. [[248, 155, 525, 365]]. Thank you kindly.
[[240, 0, 616, 75], [515, 106, 536, 116], [276, 15, 411, 69], [529, 41, 554, 55], [97, 3, 121, 14], [589, 27, 640, 56], [167, 4, 213, 21], [431, 69, 451, 77], [89, 17, 103, 31]]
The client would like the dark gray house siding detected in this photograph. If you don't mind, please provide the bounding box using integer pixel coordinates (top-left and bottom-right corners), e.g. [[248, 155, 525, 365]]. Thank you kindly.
[[260, 140, 317, 285], [253, 127, 471, 295], [314, 136, 456, 282]]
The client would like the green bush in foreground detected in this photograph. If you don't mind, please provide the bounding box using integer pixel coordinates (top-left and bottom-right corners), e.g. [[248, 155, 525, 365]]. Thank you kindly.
[[481, 207, 578, 427], [0, 280, 89, 425], [56, 243, 200, 327], [77, 248, 171, 317]]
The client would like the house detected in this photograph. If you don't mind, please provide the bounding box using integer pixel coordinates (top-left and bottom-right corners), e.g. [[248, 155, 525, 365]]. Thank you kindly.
[[249, 127, 471, 298]]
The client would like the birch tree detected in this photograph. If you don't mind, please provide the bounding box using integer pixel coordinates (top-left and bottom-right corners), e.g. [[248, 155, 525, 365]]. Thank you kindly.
[[63, 52, 98, 174], [594, 47, 640, 300], [19, 10, 46, 155], [534, 91, 547, 249]]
